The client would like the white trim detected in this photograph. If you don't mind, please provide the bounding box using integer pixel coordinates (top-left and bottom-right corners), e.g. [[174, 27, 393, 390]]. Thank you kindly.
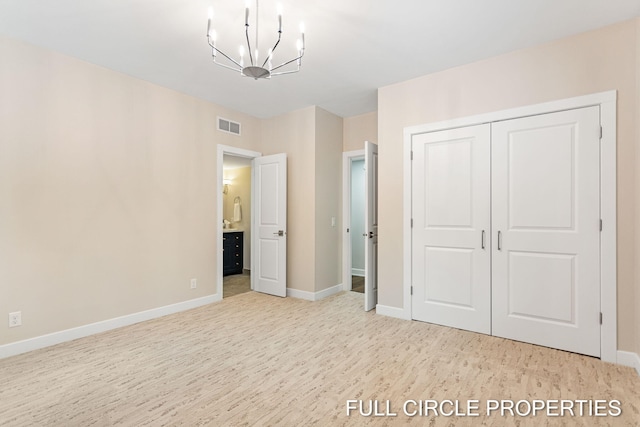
[[402, 126, 413, 321], [599, 99, 617, 363], [404, 91, 617, 136], [616, 351, 640, 376], [286, 284, 343, 301], [286, 288, 315, 301], [403, 91, 617, 362], [376, 304, 411, 320], [316, 284, 343, 300], [342, 149, 365, 292], [351, 268, 365, 277], [0, 295, 217, 359], [217, 144, 262, 298]]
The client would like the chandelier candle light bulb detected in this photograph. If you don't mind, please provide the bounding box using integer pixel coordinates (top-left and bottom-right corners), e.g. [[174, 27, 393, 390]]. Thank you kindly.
[[205, 0, 306, 79]]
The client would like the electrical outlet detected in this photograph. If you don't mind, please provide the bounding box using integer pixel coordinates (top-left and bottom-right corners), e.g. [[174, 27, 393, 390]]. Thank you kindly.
[[190, 278, 197, 289], [331, 217, 336, 227], [9, 311, 21, 328]]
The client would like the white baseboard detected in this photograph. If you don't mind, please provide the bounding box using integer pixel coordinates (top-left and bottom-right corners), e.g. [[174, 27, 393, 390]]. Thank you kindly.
[[287, 284, 343, 301], [286, 288, 315, 301], [316, 284, 343, 300], [0, 294, 219, 360], [351, 269, 365, 277], [617, 351, 640, 376], [376, 304, 411, 320]]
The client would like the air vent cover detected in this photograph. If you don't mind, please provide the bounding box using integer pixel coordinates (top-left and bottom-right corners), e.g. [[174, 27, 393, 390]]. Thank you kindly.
[[218, 117, 241, 136]]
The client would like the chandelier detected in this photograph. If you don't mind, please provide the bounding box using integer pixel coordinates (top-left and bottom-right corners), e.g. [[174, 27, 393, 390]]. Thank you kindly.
[[206, 1, 306, 80]]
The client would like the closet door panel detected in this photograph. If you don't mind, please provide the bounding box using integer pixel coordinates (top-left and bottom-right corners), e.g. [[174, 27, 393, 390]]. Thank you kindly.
[[491, 106, 601, 357], [411, 125, 491, 334]]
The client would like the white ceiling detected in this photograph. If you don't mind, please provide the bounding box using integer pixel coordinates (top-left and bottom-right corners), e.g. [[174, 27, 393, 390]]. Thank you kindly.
[[1, 1, 639, 119]]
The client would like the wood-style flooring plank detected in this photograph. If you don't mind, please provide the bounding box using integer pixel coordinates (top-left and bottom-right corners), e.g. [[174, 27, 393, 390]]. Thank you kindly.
[[0, 291, 638, 426]]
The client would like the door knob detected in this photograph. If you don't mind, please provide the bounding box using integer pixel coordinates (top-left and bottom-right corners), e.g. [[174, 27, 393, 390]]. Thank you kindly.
[[273, 230, 285, 236]]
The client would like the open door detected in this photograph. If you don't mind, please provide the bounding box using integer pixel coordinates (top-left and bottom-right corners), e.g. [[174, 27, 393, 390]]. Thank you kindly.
[[252, 153, 287, 297], [364, 141, 378, 311]]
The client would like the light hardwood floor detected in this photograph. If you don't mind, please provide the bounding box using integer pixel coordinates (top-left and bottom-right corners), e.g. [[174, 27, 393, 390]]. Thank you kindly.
[[1, 291, 638, 426]]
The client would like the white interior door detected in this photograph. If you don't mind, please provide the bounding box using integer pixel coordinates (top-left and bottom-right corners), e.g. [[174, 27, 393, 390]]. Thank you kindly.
[[411, 125, 492, 334], [252, 153, 287, 297], [491, 107, 601, 357], [364, 141, 378, 311]]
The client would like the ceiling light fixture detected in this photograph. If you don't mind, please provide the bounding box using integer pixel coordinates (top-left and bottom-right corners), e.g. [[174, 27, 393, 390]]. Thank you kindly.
[[206, 1, 305, 80]]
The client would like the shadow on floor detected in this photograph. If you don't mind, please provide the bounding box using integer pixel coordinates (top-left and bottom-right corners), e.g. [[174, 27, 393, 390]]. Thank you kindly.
[[223, 271, 251, 298], [351, 276, 364, 293]]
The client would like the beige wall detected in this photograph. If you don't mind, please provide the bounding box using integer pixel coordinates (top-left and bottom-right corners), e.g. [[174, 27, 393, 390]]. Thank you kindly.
[[223, 166, 251, 268], [0, 36, 262, 345], [378, 19, 640, 352], [261, 107, 317, 293], [1, 34, 344, 348], [314, 108, 343, 292], [636, 18, 640, 356], [260, 106, 343, 294], [343, 111, 378, 152]]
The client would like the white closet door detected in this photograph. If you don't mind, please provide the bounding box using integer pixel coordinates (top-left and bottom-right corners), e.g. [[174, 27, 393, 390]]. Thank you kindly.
[[491, 106, 601, 357], [412, 125, 491, 334]]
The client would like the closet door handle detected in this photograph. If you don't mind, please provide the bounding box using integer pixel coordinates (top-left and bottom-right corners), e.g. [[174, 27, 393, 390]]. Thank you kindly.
[[497, 231, 502, 251], [481, 230, 486, 249]]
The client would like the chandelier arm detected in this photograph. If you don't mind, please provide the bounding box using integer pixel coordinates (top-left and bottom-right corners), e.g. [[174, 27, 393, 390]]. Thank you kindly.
[[270, 50, 305, 72], [270, 68, 301, 76], [255, 0, 259, 57], [261, 35, 282, 69], [208, 39, 244, 69], [213, 59, 243, 73], [245, 25, 254, 66]]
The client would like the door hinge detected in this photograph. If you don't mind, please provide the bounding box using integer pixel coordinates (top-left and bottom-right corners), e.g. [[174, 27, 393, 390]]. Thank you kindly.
[[600, 219, 603, 232], [411, 286, 413, 295], [411, 218, 413, 228], [599, 126, 603, 140], [600, 312, 603, 325], [410, 151, 414, 160], [347, 228, 350, 233]]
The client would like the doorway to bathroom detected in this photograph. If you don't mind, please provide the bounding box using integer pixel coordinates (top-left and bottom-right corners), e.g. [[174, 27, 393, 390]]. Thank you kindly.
[[222, 153, 252, 298], [217, 144, 288, 300]]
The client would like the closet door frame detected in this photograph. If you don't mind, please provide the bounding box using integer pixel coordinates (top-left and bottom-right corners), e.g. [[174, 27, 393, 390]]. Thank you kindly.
[[402, 91, 617, 363]]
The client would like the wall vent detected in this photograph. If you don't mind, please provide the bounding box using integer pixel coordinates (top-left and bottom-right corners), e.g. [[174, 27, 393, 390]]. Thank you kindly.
[[218, 117, 241, 136]]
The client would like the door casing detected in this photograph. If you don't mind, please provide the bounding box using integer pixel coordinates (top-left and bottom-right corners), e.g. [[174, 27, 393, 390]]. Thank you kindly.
[[216, 144, 262, 300]]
